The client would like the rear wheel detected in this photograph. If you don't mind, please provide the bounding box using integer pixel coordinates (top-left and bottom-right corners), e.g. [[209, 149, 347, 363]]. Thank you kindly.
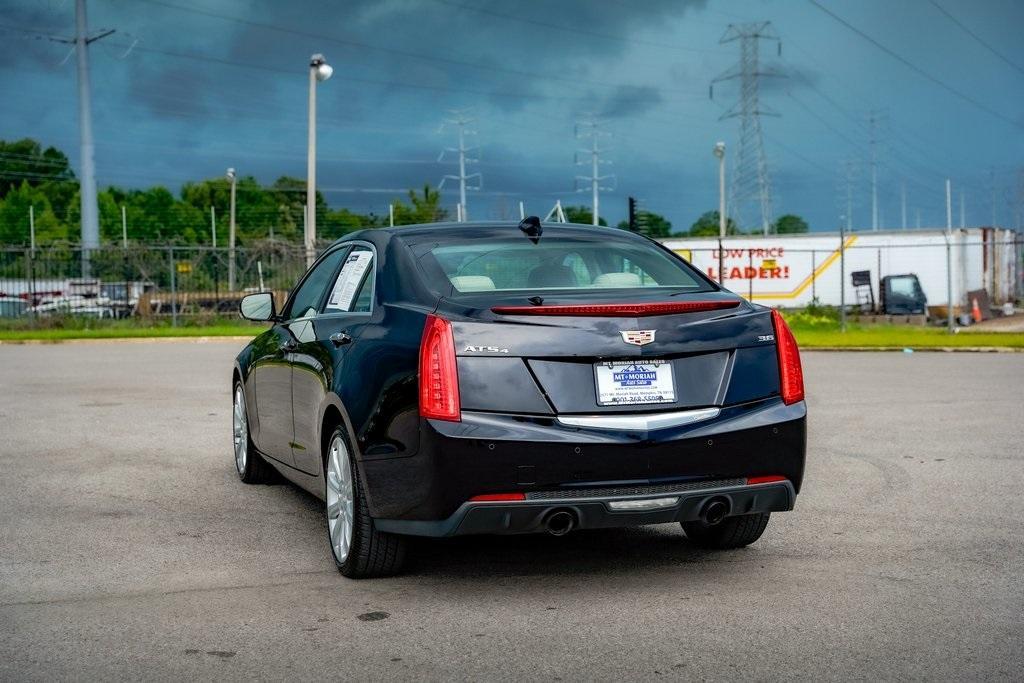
[[681, 512, 771, 549], [233, 383, 272, 484], [325, 427, 407, 578]]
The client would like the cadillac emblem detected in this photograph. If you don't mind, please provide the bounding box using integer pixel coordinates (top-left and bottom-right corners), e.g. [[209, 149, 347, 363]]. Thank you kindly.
[[620, 330, 656, 346]]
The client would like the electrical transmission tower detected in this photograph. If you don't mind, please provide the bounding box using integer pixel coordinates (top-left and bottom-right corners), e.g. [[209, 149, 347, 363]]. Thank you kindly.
[[711, 22, 782, 235], [438, 110, 481, 222], [867, 109, 887, 231], [574, 118, 615, 226], [837, 158, 860, 231]]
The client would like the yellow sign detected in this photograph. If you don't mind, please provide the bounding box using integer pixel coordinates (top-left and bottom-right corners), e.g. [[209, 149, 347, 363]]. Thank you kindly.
[[176, 262, 192, 274], [674, 249, 693, 262], [761, 259, 777, 269]]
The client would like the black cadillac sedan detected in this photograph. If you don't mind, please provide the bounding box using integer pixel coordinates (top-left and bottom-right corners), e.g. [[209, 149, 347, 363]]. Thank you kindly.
[[232, 219, 806, 578]]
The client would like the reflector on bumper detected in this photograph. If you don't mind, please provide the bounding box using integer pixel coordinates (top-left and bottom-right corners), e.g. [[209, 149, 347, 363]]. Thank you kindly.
[[607, 496, 680, 511]]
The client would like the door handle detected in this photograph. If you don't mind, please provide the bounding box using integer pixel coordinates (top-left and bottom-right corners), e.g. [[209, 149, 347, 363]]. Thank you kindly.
[[280, 339, 298, 352], [329, 331, 352, 347]]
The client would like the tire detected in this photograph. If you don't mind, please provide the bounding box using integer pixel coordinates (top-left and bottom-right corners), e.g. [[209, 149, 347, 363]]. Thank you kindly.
[[324, 426, 407, 578], [681, 512, 771, 549], [233, 382, 273, 484]]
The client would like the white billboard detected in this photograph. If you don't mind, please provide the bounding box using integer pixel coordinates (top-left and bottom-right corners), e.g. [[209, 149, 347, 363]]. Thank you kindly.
[[661, 228, 1019, 310]]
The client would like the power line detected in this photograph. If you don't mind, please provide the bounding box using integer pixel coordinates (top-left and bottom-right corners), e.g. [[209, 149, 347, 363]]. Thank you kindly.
[[926, 0, 1024, 77], [807, 0, 1023, 130]]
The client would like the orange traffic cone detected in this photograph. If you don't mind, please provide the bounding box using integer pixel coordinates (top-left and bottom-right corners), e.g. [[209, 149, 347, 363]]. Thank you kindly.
[[971, 297, 983, 323]]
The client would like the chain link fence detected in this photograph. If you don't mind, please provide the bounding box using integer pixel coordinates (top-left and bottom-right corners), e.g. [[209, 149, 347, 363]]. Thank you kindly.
[[0, 240, 316, 324], [1, 232, 1022, 328]]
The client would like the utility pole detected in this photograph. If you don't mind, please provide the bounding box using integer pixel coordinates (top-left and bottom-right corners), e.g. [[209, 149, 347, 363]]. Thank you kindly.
[[959, 188, 966, 229], [711, 22, 782, 235], [989, 168, 997, 228], [29, 206, 36, 251], [439, 110, 481, 222], [50, 0, 114, 276], [121, 204, 127, 248], [574, 118, 614, 225], [226, 167, 237, 290], [900, 180, 907, 230], [868, 110, 882, 231], [946, 179, 953, 333], [844, 159, 855, 232]]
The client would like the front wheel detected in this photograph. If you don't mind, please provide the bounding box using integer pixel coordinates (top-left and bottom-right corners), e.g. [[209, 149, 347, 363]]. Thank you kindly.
[[681, 512, 771, 549], [325, 427, 407, 578]]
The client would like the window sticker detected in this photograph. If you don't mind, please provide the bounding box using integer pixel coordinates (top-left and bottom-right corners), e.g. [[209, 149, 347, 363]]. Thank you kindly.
[[326, 250, 373, 311]]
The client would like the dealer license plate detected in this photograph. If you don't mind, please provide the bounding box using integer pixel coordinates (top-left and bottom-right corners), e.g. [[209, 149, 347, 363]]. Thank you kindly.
[[594, 360, 675, 406]]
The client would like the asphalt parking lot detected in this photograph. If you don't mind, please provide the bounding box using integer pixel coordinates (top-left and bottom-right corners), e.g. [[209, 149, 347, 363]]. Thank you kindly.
[[1, 342, 1022, 681]]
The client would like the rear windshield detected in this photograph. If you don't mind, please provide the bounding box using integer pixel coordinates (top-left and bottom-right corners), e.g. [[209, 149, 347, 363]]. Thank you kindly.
[[418, 235, 710, 295]]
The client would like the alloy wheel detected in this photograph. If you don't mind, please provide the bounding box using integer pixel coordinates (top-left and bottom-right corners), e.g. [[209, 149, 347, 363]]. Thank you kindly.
[[233, 386, 248, 474], [326, 435, 355, 564]]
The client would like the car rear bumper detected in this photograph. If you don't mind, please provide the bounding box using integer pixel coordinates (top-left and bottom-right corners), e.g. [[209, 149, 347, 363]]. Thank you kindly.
[[374, 479, 795, 537], [360, 397, 806, 527]]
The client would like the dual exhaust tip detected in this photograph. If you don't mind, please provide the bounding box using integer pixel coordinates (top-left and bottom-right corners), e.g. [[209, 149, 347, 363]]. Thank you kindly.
[[542, 496, 731, 536]]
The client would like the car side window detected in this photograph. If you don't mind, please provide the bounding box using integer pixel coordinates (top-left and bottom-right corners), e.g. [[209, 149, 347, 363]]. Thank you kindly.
[[325, 246, 374, 313], [283, 248, 347, 320]]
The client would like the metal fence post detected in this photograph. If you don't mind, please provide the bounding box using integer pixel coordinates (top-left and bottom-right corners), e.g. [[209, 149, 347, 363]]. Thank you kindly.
[[811, 250, 816, 302], [169, 246, 178, 328], [839, 226, 846, 332], [945, 232, 953, 333], [25, 248, 35, 318], [747, 251, 753, 301], [876, 248, 882, 304], [717, 237, 724, 286]]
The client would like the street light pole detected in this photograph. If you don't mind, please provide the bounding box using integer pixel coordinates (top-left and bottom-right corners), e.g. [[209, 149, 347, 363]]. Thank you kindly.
[[226, 168, 237, 290], [714, 142, 726, 238], [306, 54, 333, 269], [713, 142, 727, 286]]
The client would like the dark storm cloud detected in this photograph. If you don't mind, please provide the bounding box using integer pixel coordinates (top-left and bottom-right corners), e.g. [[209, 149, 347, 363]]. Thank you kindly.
[[0, 4, 76, 68], [599, 85, 664, 119], [3, 0, 1022, 232], [219, 0, 709, 110]]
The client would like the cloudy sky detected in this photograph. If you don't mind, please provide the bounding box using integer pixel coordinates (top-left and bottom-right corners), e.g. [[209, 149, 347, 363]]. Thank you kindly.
[[2, 0, 1023, 232]]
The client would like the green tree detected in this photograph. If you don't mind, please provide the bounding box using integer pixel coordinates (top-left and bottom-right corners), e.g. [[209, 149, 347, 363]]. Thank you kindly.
[[0, 181, 66, 244], [689, 210, 737, 237], [0, 138, 75, 199], [773, 214, 809, 234], [392, 185, 448, 225], [72, 186, 206, 243], [563, 205, 607, 226]]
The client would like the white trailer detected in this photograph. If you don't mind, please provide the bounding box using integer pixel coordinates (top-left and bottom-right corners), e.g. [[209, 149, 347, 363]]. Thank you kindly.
[[661, 228, 1021, 311]]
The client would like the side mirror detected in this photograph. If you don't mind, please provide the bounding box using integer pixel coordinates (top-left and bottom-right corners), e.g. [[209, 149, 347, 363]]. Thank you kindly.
[[239, 292, 276, 322]]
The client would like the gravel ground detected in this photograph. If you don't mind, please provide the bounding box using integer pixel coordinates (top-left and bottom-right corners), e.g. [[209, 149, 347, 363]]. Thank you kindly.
[[0, 342, 1021, 681]]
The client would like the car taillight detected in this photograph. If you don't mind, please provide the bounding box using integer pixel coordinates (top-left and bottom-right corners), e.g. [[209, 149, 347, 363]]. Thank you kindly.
[[771, 309, 804, 405], [418, 314, 460, 421]]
